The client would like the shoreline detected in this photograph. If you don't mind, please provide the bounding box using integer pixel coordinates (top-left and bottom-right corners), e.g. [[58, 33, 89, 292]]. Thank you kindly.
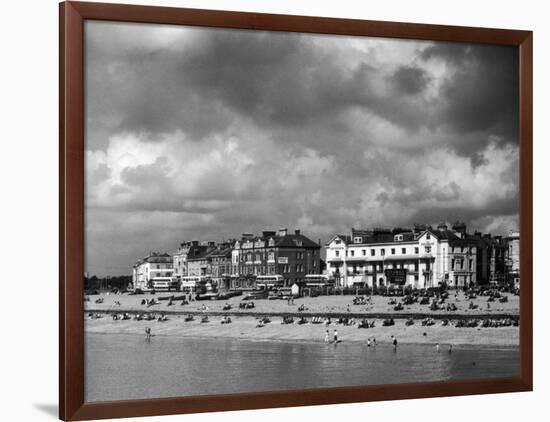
[[84, 329, 521, 349]]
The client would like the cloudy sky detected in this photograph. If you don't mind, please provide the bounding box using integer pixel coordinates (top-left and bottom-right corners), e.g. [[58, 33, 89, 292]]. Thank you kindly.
[[85, 21, 519, 276]]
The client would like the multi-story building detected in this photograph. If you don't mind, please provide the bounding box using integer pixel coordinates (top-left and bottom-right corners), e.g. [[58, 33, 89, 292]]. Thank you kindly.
[[326, 222, 483, 289], [186, 242, 217, 277], [480, 234, 508, 284], [231, 228, 321, 288], [132, 252, 174, 290], [172, 242, 191, 280], [505, 231, 520, 287], [209, 242, 233, 290]]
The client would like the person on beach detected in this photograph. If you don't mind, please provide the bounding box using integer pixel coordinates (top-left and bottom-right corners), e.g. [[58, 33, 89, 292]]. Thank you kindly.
[[334, 329, 338, 343], [145, 327, 151, 341], [325, 330, 330, 343], [391, 335, 398, 350], [448, 344, 453, 354], [367, 338, 371, 347], [435, 343, 440, 352], [372, 337, 376, 347]]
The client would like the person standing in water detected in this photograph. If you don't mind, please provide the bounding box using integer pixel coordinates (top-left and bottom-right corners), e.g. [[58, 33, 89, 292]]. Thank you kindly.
[[145, 327, 151, 341], [391, 335, 398, 350], [367, 338, 371, 347], [435, 343, 440, 352], [334, 329, 338, 343], [324, 330, 330, 343]]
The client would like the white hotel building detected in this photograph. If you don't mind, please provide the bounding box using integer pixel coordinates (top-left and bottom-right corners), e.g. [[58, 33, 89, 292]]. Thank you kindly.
[[326, 223, 480, 289], [132, 252, 174, 291]]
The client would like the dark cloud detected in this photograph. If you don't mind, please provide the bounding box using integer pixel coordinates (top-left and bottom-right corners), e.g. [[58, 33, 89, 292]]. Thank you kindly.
[[407, 194, 520, 229], [389, 65, 431, 95], [422, 43, 519, 151]]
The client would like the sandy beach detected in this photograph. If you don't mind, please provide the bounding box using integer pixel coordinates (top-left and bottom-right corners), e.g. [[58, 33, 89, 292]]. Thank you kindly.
[[85, 290, 519, 316], [85, 291, 519, 346], [85, 313, 519, 346]]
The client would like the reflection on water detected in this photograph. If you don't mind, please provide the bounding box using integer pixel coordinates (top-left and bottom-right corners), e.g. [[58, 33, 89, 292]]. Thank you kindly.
[[85, 333, 519, 402]]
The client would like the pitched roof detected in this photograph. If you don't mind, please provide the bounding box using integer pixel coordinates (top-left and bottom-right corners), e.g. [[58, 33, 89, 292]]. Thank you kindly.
[[240, 231, 321, 249], [326, 234, 351, 246], [274, 233, 320, 249], [135, 252, 172, 266]]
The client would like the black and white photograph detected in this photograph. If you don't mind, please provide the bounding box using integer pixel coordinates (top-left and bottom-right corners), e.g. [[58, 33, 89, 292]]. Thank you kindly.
[[83, 20, 521, 402]]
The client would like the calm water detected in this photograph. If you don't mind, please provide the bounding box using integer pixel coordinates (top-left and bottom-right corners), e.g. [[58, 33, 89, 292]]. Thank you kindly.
[[85, 333, 519, 402]]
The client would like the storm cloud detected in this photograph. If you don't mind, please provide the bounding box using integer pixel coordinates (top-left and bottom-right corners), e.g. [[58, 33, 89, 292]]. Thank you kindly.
[[84, 21, 519, 276]]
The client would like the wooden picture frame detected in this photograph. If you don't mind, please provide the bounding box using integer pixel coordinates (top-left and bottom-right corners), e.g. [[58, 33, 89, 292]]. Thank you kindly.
[[60, 1, 533, 420]]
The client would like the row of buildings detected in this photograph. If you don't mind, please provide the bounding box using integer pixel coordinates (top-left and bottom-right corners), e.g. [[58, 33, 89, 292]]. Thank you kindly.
[[326, 222, 520, 289], [131, 222, 520, 292], [133, 228, 323, 291]]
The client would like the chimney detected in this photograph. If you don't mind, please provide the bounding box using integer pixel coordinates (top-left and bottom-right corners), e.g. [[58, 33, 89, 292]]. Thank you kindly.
[[262, 230, 276, 238], [279, 227, 288, 236], [295, 229, 301, 235]]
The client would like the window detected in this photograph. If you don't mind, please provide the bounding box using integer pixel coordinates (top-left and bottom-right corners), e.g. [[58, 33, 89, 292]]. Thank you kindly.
[[362, 249, 366, 256], [350, 250, 355, 257], [402, 248, 406, 254], [370, 249, 375, 256], [381, 249, 385, 256], [391, 248, 395, 255], [354, 237, 362, 244], [425, 246, 431, 253], [335, 250, 340, 257], [426, 233, 431, 240]]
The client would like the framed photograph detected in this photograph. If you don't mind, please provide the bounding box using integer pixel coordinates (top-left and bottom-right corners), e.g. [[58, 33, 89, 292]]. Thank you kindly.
[[60, 1, 532, 420]]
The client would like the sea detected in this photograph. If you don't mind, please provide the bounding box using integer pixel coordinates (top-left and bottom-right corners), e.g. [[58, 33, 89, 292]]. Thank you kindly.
[[85, 333, 520, 402]]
